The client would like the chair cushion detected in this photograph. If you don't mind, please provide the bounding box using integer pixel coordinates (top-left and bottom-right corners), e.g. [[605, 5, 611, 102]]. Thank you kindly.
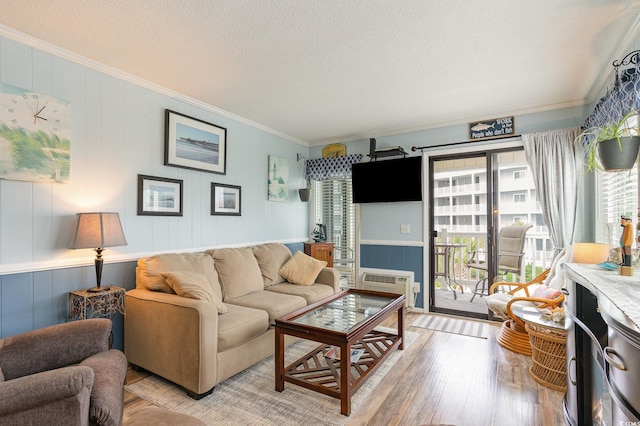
[[226, 291, 307, 323], [216, 304, 270, 352], [162, 271, 229, 314], [485, 293, 536, 320], [252, 243, 292, 287], [267, 282, 335, 304], [279, 251, 327, 286], [209, 247, 264, 300], [79, 349, 127, 426]]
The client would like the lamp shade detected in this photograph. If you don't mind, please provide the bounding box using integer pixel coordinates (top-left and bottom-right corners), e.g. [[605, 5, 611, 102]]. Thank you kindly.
[[69, 212, 127, 249], [571, 242, 610, 264]]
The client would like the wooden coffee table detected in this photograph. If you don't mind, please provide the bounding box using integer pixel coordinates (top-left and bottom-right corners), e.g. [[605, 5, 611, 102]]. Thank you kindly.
[[274, 288, 405, 416]]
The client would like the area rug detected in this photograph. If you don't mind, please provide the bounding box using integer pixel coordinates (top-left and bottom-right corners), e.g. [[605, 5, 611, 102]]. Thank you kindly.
[[125, 328, 416, 426], [411, 314, 490, 339]]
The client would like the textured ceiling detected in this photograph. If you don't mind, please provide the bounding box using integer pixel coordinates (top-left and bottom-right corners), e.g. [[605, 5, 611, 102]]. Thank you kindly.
[[1, 0, 639, 146]]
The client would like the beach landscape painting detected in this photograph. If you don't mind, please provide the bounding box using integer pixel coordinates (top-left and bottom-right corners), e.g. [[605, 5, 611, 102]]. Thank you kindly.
[[137, 174, 183, 216], [164, 110, 227, 174]]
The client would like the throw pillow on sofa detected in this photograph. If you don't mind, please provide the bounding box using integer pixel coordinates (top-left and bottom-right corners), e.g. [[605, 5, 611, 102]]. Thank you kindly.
[[162, 271, 229, 314], [279, 251, 327, 286], [208, 247, 264, 300], [253, 243, 292, 287], [141, 253, 222, 299]]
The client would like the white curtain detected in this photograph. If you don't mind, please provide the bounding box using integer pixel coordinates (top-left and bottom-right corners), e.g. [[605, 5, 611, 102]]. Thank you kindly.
[[522, 127, 583, 255]]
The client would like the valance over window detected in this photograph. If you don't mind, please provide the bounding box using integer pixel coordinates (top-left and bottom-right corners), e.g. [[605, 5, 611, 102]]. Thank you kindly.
[[305, 154, 363, 181], [583, 51, 640, 136]]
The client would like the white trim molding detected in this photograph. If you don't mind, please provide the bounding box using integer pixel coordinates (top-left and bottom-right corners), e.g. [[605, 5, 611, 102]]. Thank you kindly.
[[0, 24, 308, 147]]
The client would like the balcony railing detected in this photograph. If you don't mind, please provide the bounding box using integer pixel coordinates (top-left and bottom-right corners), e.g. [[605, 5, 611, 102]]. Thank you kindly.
[[434, 229, 554, 287]]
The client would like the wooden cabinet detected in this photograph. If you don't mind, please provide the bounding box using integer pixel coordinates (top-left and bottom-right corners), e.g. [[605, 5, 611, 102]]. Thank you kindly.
[[304, 242, 334, 267]]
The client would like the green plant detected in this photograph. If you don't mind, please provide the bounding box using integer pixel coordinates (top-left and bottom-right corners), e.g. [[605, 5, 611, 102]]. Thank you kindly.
[[577, 109, 640, 172]]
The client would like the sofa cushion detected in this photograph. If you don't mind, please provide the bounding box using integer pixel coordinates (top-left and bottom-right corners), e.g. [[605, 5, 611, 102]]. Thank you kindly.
[[279, 251, 327, 286], [79, 349, 127, 426], [209, 247, 264, 300], [162, 271, 229, 314], [217, 304, 270, 352], [267, 282, 335, 304], [226, 291, 307, 323], [252, 243, 292, 287], [140, 253, 222, 299]]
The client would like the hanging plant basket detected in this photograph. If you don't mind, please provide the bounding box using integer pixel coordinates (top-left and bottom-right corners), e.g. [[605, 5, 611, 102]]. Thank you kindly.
[[597, 136, 640, 172], [298, 188, 310, 202]]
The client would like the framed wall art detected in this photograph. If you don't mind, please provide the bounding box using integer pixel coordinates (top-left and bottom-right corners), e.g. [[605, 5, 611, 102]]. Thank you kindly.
[[211, 183, 241, 216], [137, 174, 183, 216], [0, 83, 71, 183], [164, 109, 227, 174], [267, 155, 289, 201]]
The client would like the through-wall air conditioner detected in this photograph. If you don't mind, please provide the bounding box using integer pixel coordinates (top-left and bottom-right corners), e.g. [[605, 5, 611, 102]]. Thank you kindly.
[[357, 268, 415, 308]]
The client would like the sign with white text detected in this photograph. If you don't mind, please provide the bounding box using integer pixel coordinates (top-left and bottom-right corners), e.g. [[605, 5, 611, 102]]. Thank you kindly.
[[468, 116, 515, 140]]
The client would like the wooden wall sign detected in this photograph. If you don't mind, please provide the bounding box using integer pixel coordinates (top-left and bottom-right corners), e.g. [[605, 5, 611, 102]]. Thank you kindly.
[[468, 116, 515, 140]]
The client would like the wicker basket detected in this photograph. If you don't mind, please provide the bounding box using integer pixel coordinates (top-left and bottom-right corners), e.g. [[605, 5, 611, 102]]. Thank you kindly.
[[525, 321, 567, 392]]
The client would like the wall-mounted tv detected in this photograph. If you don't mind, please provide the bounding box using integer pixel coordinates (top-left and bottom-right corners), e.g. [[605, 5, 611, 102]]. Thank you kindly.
[[352, 156, 422, 203]]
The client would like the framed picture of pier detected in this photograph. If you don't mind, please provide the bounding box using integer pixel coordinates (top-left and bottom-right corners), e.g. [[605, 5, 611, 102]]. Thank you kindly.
[[164, 109, 227, 174]]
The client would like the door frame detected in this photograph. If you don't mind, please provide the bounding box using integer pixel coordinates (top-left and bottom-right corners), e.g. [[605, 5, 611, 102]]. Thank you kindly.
[[420, 138, 523, 315]]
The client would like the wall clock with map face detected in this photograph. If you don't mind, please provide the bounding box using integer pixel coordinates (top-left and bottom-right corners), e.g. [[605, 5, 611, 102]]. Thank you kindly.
[[0, 83, 71, 183]]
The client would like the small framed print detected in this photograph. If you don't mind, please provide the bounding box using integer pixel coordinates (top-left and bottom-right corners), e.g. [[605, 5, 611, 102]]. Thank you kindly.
[[137, 174, 183, 216], [211, 183, 241, 216], [164, 109, 227, 174]]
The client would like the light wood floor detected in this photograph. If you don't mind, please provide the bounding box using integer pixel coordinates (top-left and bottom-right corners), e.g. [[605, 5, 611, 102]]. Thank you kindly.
[[123, 311, 565, 426]]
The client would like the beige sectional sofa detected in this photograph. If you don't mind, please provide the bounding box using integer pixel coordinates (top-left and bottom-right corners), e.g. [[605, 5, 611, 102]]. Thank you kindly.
[[124, 242, 340, 399]]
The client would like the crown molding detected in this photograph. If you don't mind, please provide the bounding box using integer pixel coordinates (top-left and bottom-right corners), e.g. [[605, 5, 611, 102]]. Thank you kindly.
[[0, 24, 309, 147]]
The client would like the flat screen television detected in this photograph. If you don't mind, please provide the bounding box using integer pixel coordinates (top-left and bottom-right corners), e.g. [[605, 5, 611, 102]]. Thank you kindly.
[[352, 156, 422, 203]]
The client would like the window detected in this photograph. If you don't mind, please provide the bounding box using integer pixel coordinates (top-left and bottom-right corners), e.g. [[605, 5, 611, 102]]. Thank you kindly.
[[514, 193, 526, 203], [312, 179, 356, 287], [514, 170, 526, 180], [595, 164, 638, 246], [595, 114, 640, 247]]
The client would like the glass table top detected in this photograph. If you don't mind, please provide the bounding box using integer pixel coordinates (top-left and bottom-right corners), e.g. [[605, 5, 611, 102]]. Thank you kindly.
[[289, 292, 396, 333], [512, 306, 566, 330]]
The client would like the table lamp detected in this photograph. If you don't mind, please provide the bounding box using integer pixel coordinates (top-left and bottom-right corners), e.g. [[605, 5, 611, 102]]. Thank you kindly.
[[69, 212, 127, 292], [571, 242, 610, 264]]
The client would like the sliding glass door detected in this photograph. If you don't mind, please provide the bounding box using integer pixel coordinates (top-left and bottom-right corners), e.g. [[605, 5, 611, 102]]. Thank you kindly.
[[426, 142, 552, 319]]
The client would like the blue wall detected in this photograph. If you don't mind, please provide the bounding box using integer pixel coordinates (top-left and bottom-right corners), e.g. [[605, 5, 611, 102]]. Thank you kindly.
[[1, 242, 304, 349]]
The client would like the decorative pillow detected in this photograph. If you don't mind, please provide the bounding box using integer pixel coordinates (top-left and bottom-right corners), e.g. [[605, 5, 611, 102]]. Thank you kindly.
[[279, 251, 327, 286], [209, 247, 264, 300], [162, 271, 229, 314], [141, 253, 223, 300], [253, 243, 292, 287], [532, 285, 562, 300]]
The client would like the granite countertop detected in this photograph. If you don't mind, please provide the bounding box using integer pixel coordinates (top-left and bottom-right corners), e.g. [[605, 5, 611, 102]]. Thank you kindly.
[[563, 263, 640, 330]]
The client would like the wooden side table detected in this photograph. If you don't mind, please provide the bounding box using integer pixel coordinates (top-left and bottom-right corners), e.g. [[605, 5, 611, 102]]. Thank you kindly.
[[69, 286, 126, 321], [304, 242, 334, 267], [514, 306, 567, 392]]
